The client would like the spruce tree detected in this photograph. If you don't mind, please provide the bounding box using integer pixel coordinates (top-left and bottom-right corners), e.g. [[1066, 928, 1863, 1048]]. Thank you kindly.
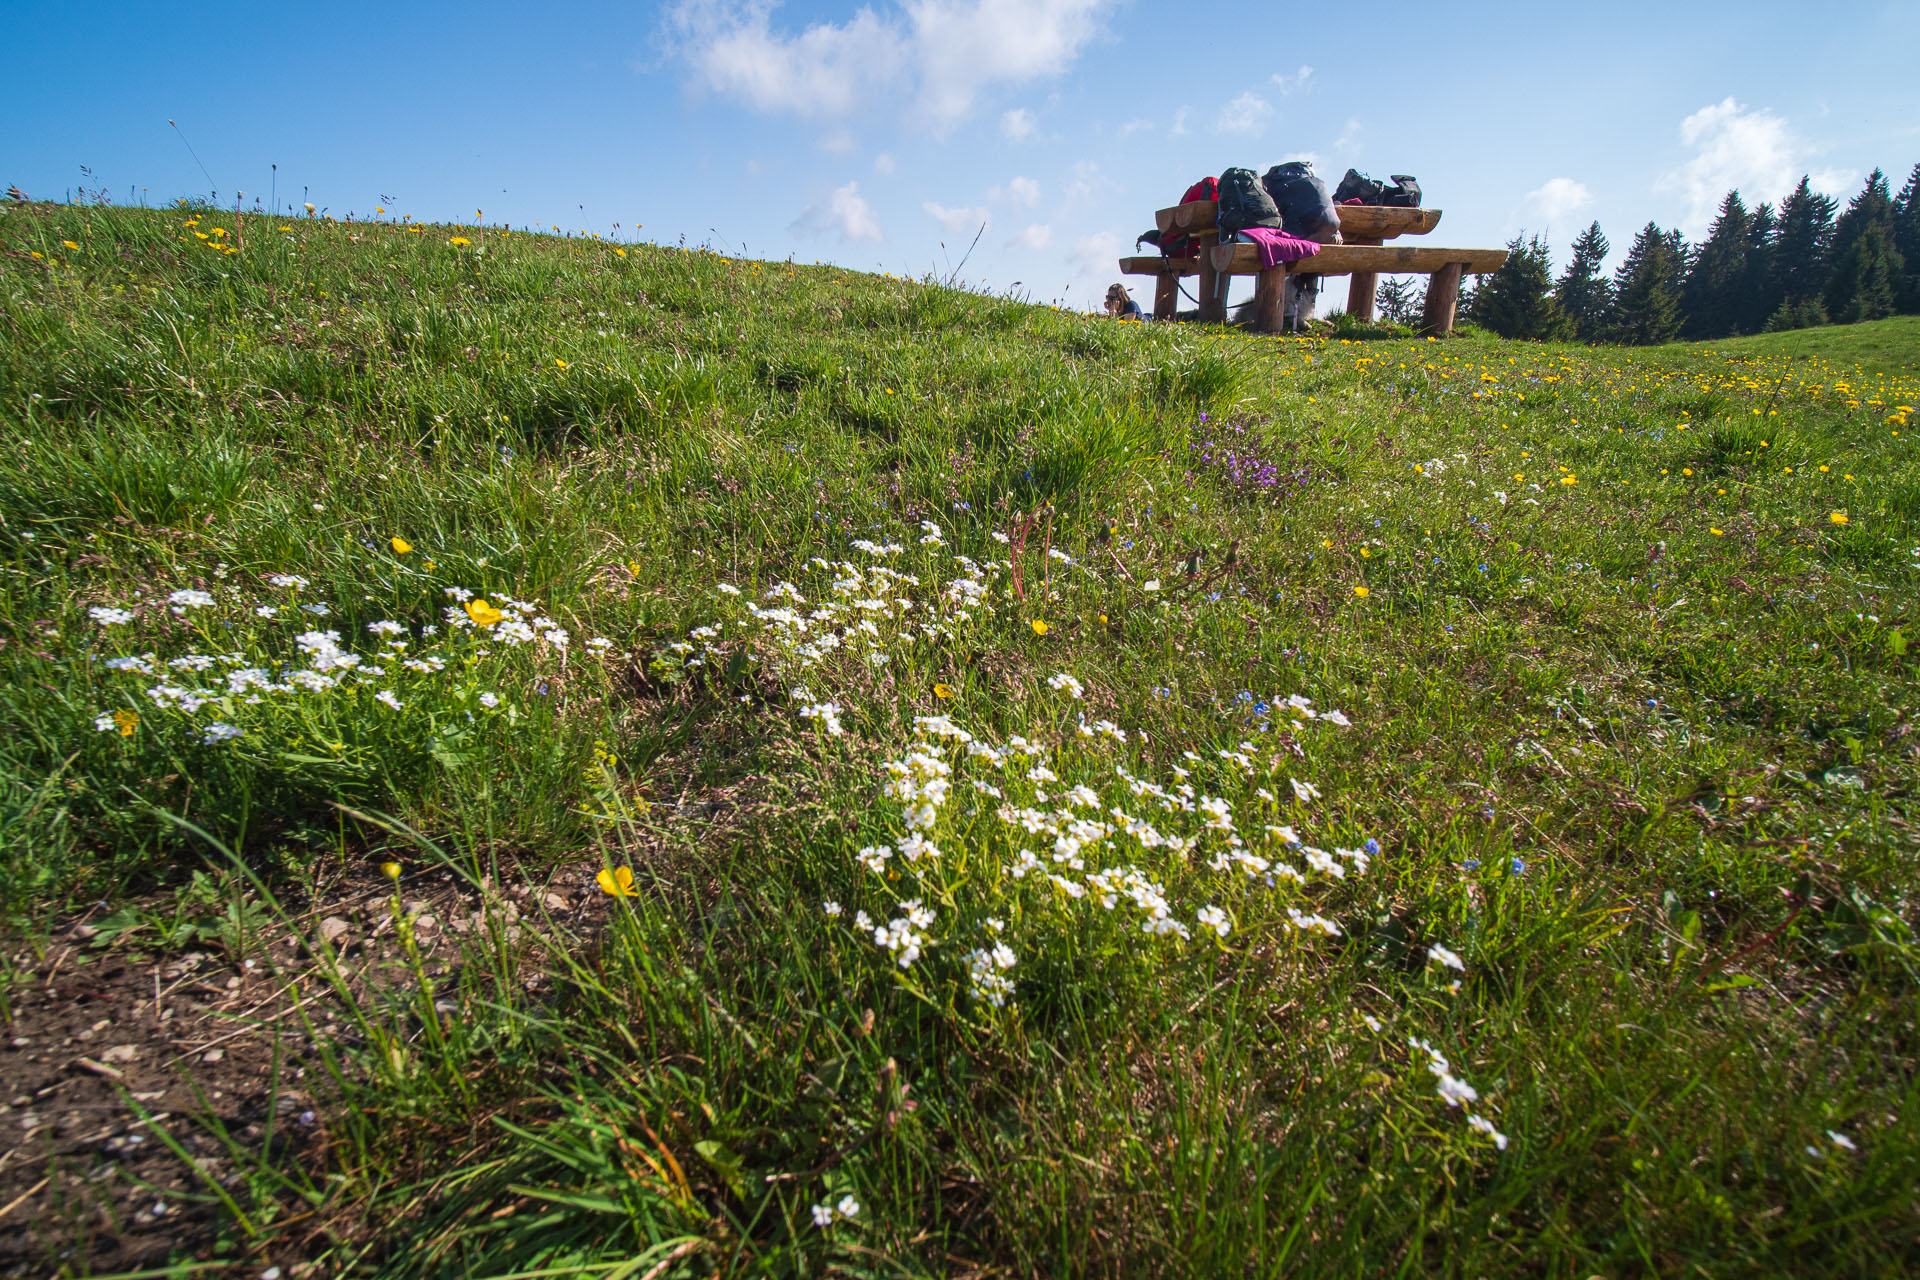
[[1682, 190, 1753, 338], [1893, 162, 1920, 313], [1554, 221, 1613, 341], [1825, 170, 1904, 323], [1606, 222, 1683, 345], [1376, 274, 1421, 327], [1661, 226, 1691, 301], [1773, 176, 1838, 309], [1472, 234, 1573, 340], [1741, 202, 1779, 333]]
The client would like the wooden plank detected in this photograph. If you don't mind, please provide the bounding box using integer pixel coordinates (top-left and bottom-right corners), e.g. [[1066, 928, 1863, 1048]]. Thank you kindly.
[[1207, 243, 1507, 277], [1337, 206, 1442, 240], [1420, 262, 1463, 337], [1118, 256, 1202, 276], [1153, 201, 1442, 240]]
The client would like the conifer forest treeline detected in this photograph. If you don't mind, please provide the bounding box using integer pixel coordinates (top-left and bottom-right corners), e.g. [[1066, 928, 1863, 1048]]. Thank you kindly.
[[1453, 165, 1920, 345]]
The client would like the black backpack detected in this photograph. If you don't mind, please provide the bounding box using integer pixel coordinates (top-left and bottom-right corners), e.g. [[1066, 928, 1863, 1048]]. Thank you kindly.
[[1262, 162, 1340, 239], [1334, 168, 1385, 205], [1382, 175, 1422, 208], [1216, 167, 1282, 234]]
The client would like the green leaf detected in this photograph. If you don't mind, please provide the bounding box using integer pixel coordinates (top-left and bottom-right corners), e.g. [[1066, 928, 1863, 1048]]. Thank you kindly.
[[1703, 974, 1759, 993]]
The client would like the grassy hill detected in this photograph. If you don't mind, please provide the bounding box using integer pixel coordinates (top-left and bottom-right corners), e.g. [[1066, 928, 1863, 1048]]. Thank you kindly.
[[2, 201, 1917, 1277], [1678, 313, 1920, 377]]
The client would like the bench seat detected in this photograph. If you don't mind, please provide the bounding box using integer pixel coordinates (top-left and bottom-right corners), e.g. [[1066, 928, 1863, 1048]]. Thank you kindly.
[[1207, 243, 1507, 277]]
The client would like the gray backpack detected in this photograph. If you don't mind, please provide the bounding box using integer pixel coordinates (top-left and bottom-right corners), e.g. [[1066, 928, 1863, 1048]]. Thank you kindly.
[[1263, 162, 1340, 240], [1216, 167, 1282, 234]]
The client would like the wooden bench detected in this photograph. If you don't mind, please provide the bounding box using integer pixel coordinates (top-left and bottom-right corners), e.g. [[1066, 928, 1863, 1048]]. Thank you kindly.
[[1119, 200, 1505, 335]]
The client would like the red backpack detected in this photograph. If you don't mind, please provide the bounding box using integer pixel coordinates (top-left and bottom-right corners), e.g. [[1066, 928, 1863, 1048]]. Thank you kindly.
[[1182, 176, 1219, 205], [1159, 177, 1219, 259]]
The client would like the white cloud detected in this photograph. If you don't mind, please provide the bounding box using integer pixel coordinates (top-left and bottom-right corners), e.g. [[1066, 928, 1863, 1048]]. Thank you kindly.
[[1115, 117, 1153, 138], [1271, 65, 1313, 95], [1333, 117, 1361, 150], [790, 180, 883, 242], [1278, 150, 1319, 169], [819, 130, 857, 154], [1525, 177, 1593, 226], [668, 0, 1114, 127], [925, 201, 990, 234], [873, 152, 896, 175], [1013, 223, 1053, 250], [993, 176, 1042, 207], [668, 2, 904, 118], [1169, 106, 1191, 138], [1002, 107, 1037, 140], [1064, 159, 1106, 202], [1657, 97, 1850, 236], [1214, 90, 1272, 136]]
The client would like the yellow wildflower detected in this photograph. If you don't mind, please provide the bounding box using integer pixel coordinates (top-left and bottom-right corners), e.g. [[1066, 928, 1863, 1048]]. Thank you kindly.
[[390, 537, 412, 554], [465, 598, 505, 627], [1030, 619, 1050, 636], [597, 867, 638, 898]]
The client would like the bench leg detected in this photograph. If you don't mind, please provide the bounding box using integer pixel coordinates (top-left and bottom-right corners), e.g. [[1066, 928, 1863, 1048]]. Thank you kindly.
[[1347, 271, 1379, 323], [1196, 232, 1226, 325], [1154, 270, 1179, 319], [1345, 235, 1382, 323], [1255, 265, 1286, 333], [1420, 262, 1463, 337]]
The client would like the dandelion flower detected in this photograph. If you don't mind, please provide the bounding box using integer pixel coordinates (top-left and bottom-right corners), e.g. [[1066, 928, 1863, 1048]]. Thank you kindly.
[[596, 867, 638, 898], [933, 683, 955, 699], [449, 236, 471, 246], [390, 537, 412, 554], [1829, 511, 1849, 526], [1030, 619, 1050, 636], [1352, 585, 1369, 598]]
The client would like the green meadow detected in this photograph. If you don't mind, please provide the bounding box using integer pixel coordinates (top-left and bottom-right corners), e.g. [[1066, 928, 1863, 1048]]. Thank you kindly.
[[0, 201, 1915, 1277]]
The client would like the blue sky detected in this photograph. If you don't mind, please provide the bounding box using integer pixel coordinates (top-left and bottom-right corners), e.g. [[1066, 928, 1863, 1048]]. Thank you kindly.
[[10, 0, 1918, 312]]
